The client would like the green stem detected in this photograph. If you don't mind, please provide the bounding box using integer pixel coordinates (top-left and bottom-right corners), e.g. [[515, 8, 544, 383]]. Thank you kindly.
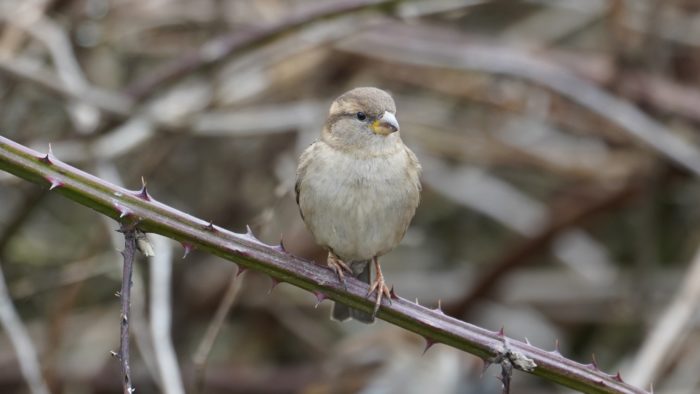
[[0, 135, 646, 394]]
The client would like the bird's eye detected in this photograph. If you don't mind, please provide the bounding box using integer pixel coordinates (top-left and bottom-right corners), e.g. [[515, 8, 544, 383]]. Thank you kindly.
[[356, 112, 367, 121]]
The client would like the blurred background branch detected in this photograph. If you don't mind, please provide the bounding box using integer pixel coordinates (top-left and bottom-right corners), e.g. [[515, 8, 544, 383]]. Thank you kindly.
[[0, 258, 49, 394], [1, 0, 700, 393]]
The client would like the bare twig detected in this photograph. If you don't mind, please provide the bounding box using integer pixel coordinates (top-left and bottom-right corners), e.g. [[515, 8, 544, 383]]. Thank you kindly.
[[123, 0, 402, 101], [192, 272, 242, 394], [0, 187, 45, 253], [500, 358, 512, 394], [0, 258, 50, 394], [522, 0, 700, 47], [0, 8, 101, 133], [419, 154, 617, 282], [0, 136, 649, 394], [118, 224, 137, 394], [150, 235, 185, 394], [97, 164, 161, 389], [338, 23, 700, 177], [627, 243, 700, 387], [547, 50, 700, 125], [0, 56, 133, 116], [397, 0, 489, 19], [10, 252, 115, 299], [445, 181, 639, 318]]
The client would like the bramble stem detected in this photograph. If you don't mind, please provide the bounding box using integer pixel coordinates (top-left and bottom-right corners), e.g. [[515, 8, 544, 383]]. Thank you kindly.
[[0, 135, 647, 394]]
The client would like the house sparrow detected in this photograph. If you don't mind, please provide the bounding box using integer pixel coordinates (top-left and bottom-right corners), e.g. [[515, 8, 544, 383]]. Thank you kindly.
[[295, 87, 421, 323]]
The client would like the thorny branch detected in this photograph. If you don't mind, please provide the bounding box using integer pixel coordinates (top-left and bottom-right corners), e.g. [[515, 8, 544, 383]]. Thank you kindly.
[[0, 137, 650, 394], [486, 333, 537, 394]]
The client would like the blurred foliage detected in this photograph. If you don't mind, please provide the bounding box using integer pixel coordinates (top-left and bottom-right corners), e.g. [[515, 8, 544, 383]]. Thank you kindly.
[[2, 0, 700, 393]]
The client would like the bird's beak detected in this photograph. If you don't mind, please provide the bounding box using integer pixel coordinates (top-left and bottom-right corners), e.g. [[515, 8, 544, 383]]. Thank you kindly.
[[371, 111, 400, 135]]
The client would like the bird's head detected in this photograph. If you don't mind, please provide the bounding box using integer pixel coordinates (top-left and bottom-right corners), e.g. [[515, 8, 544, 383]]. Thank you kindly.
[[322, 87, 401, 152]]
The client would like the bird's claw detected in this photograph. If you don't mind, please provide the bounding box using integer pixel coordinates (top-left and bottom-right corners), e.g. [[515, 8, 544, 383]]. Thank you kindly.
[[327, 253, 352, 289], [367, 260, 391, 318]]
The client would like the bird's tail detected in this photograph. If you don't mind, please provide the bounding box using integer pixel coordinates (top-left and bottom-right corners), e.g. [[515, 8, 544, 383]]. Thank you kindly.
[[331, 260, 374, 323]]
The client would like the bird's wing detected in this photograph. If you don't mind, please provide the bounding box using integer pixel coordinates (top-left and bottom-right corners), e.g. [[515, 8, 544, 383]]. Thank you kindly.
[[295, 141, 319, 218], [404, 145, 423, 192]]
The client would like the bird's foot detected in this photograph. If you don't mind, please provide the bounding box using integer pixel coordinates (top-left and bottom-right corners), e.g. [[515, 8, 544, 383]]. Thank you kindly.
[[327, 252, 352, 289], [367, 257, 391, 318]]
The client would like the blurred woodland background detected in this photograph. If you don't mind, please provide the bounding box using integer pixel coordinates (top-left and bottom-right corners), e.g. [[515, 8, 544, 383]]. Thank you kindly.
[[2, 0, 700, 393]]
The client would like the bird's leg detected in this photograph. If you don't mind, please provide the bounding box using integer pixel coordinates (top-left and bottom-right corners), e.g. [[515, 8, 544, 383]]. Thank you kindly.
[[367, 256, 391, 318], [327, 251, 352, 288]]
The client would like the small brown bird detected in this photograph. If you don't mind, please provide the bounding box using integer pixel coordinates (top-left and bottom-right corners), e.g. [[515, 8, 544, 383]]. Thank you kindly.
[[295, 87, 421, 323]]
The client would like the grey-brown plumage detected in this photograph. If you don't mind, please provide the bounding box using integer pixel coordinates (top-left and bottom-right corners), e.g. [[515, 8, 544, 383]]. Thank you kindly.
[[295, 87, 421, 323]]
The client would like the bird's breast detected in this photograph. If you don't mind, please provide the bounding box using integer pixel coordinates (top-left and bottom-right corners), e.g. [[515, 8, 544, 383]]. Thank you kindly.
[[298, 144, 420, 261]]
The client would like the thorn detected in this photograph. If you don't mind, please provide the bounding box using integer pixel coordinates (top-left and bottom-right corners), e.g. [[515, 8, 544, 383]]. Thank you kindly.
[[271, 241, 287, 254], [204, 221, 216, 232], [313, 290, 327, 308], [277, 237, 287, 253], [551, 339, 562, 356], [241, 225, 261, 242], [415, 297, 420, 306], [39, 143, 54, 164], [181, 242, 195, 259], [46, 177, 63, 190], [245, 225, 255, 237], [389, 286, 398, 300], [236, 266, 248, 278], [524, 337, 531, 345], [114, 291, 121, 298], [136, 176, 151, 201], [422, 337, 436, 354], [434, 299, 444, 314], [268, 278, 281, 294], [590, 354, 599, 371], [612, 371, 623, 382], [114, 202, 131, 219], [497, 326, 505, 337], [110, 350, 119, 359]]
